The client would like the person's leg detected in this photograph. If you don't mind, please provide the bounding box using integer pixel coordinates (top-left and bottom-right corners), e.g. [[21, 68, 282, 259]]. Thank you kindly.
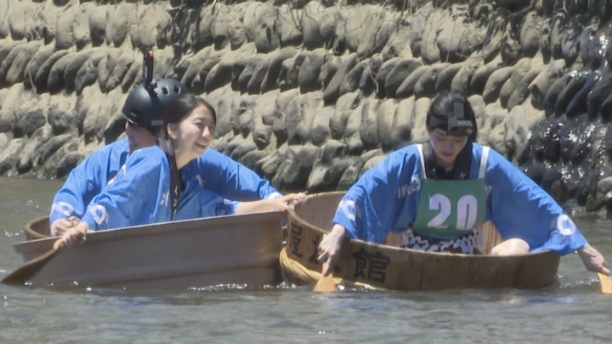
[[491, 238, 530, 256]]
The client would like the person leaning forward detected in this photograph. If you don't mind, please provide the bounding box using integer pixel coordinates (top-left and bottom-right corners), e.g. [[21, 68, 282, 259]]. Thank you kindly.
[[49, 79, 282, 237], [318, 91, 609, 277]]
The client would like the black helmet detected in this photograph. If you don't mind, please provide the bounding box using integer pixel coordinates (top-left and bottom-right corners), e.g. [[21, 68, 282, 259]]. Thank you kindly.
[[122, 78, 187, 130]]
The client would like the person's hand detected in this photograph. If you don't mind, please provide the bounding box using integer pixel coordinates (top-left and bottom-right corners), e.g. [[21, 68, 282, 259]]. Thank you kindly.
[[53, 222, 89, 250], [317, 224, 346, 276], [50, 217, 79, 237], [577, 244, 610, 275], [270, 192, 307, 211]]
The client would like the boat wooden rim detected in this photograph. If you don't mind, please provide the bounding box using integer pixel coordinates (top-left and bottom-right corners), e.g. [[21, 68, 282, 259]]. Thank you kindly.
[[13, 211, 287, 289], [282, 192, 560, 291]]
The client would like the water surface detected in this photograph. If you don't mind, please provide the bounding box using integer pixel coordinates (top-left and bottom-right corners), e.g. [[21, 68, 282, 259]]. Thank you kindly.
[[0, 177, 611, 343]]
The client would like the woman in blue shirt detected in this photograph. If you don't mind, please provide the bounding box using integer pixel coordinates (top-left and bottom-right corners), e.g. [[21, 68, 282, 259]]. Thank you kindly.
[[318, 92, 608, 277]]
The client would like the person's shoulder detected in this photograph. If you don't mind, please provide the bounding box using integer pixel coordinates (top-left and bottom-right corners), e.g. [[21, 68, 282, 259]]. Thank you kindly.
[[384, 143, 421, 165], [198, 148, 233, 165], [131, 145, 164, 158]]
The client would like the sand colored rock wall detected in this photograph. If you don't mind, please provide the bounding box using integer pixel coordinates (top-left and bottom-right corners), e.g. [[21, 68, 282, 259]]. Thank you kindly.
[[1, 0, 612, 211]]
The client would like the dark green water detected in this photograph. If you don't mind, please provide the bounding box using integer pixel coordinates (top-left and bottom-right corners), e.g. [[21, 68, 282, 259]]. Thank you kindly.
[[0, 177, 611, 343]]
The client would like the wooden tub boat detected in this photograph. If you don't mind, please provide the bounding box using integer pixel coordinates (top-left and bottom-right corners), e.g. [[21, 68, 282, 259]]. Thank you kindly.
[[281, 192, 561, 291], [12, 212, 286, 289]]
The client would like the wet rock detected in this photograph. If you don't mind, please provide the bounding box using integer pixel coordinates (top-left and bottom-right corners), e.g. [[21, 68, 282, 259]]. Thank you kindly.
[[420, 8, 449, 64], [0, 42, 26, 87], [72, 3, 93, 50], [0, 84, 24, 134], [310, 106, 333, 147], [345, 5, 396, 59], [244, 2, 279, 53], [450, 58, 483, 97], [396, 65, 430, 99], [528, 59, 566, 109], [482, 66, 512, 104], [390, 97, 415, 149], [385, 59, 423, 98], [499, 58, 532, 108], [524, 162, 547, 185], [414, 64, 449, 99], [481, 9, 507, 63], [23, 44, 55, 89], [0, 138, 25, 175], [538, 17, 552, 62], [409, 2, 432, 57], [89, 6, 106, 47], [273, 145, 321, 192], [48, 95, 77, 135], [34, 50, 69, 93], [14, 92, 48, 137], [261, 47, 298, 93], [298, 49, 326, 93], [508, 68, 542, 111], [56, 151, 86, 179], [47, 53, 77, 94], [17, 126, 52, 174], [2, 41, 39, 87], [276, 4, 303, 47], [339, 61, 365, 98], [286, 92, 322, 145], [500, 15, 522, 66], [437, 4, 485, 63], [236, 54, 261, 94], [435, 63, 463, 94], [566, 70, 599, 117], [318, 55, 341, 90], [7, 0, 27, 41], [381, 24, 413, 61], [470, 59, 502, 95], [272, 89, 300, 145], [206, 60, 235, 94], [374, 58, 399, 99], [43, 138, 79, 177], [301, 1, 337, 50], [323, 54, 358, 105], [106, 52, 134, 93], [63, 51, 93, 93], [520, 11, 540, 57], [330, 92, 360, 140], [587, 70, 612, 118], [360, 99, 380, 151]]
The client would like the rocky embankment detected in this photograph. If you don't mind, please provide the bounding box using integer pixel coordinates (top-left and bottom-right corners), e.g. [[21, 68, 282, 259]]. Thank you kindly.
[[1, 0, 612, 213]]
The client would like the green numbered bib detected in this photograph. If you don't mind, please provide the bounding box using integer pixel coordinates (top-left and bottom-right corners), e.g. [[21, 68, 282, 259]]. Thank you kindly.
[[413, 179, 486, 239], [412, 145, 489, 239]]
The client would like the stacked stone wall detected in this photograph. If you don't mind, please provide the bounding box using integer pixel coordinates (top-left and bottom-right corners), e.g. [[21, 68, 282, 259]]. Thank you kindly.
[[2, 0, 612, 211]]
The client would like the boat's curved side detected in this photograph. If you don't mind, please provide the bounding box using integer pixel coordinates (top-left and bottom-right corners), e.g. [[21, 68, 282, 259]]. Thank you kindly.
[[283, 192, 560, 291], [15, 213, 287, 289], [25, 217, 50, 241]]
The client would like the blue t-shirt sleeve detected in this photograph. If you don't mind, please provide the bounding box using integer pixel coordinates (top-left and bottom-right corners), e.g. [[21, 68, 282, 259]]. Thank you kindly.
[[49, 140, 128, 223], [81, 148, 167, 231], [332, 146, 422, 243], [195, 149, 281, 200], [485, 149, 587, 255]]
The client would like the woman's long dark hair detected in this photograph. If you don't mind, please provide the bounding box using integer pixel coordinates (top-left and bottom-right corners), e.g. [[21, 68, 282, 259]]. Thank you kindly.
[[426, 91, 478, 141], [160, 93, 217, 140]]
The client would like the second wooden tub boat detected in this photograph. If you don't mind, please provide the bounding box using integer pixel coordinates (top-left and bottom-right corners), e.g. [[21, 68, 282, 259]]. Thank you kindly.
[[11, 211, 286, 289], [281, 192, 561, 291]]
